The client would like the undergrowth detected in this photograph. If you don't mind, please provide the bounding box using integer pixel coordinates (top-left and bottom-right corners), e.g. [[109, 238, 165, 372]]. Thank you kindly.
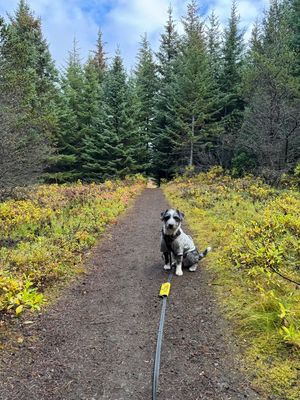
[[0, 176, 146, 318], [163, 167, 300, 400]]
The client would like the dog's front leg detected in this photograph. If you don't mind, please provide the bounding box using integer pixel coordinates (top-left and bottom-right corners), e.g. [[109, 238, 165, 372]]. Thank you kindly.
[[175, 255, 183, 276], [163, 252, 171, 270]]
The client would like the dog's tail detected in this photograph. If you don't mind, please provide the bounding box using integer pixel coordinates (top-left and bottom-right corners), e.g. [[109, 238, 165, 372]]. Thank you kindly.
[[198, 246, 212, 260]]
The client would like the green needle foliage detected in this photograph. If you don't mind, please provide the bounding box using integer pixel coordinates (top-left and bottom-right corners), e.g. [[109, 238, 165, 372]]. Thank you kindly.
[[0, 0, 59, 189], [0, 0, 299, 185]]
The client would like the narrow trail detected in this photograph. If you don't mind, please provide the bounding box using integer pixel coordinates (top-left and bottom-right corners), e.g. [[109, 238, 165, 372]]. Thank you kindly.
[[0, 189, 260, 400]]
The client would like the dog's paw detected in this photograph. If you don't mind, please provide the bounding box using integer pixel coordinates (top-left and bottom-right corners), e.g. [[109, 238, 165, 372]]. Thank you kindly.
[[189, 264, 197, 272], [175, 269, 183, 276], [163, 264, 171, 270]]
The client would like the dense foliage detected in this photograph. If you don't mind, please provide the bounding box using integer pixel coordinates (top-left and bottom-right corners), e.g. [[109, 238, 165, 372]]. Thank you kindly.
[[0, 176, 146, 316], [0, 0, 299, 188], [164, 168, 300, 399]]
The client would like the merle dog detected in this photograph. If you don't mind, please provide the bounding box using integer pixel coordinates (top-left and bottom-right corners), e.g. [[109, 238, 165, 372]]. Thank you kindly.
[[160, 209, 211, 276]]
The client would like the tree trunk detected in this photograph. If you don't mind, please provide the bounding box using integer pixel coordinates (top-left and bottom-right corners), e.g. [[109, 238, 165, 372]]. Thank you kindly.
[[189, 115, 195, 167]]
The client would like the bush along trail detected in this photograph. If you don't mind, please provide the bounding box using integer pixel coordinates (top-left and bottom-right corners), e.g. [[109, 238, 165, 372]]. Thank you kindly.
[[0, 186, 260, 400], [0, 175, 146, 320], [163, 167, 300, 400]]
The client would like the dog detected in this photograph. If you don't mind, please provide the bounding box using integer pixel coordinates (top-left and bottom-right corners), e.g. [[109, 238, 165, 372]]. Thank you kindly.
[[160, 208, 211, 276]]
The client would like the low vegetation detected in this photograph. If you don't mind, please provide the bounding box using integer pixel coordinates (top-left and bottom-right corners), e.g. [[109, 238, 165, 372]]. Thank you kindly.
[[163, 167, 300, 400], [0, 176, 145, 317]]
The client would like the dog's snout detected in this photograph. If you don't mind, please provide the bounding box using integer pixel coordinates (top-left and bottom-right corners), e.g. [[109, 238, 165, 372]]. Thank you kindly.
[[168, 223, 174, 228]]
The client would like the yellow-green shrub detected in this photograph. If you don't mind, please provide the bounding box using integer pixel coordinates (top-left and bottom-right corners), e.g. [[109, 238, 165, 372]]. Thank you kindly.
[[0, 176, 146, 316], [163, 170, 300, 399]]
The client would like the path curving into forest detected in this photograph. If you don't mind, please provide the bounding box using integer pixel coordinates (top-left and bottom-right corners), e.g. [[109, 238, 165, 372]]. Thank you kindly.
[[0, 189, 260, 400]]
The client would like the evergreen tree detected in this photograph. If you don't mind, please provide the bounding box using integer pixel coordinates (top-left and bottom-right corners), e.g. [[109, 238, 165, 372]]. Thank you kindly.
[[89, 29, 107, 83], [219, 0, 245, 167], [79, 34, 109, 182], [206, 10, 223, 83], [133, 34, 158, 173], [46, 40, 84, 182], [156, 5, 180, 77], [176, 1, 220, 168], [239, 0, 300, 179], [79, 60, 105, 181], [288, 0, 300, 76], [0, 0, 58, 187], [153, 1, 220, 176], [152, 6, 181, 180], [102, 50, 137, 178]]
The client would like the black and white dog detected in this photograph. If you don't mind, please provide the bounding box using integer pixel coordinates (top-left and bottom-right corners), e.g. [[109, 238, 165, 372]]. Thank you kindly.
[[160, 209, 211, 276]]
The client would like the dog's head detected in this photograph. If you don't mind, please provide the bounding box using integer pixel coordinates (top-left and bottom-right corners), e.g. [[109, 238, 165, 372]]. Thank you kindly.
[[160, 209, 184, 235]]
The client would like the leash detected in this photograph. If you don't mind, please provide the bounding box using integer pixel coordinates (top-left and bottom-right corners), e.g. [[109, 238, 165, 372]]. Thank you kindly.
[[152, 253, 173, 400]]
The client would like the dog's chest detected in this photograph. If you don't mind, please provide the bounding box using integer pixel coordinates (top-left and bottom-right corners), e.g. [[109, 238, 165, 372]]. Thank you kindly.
[[171, 232, 196, 255]]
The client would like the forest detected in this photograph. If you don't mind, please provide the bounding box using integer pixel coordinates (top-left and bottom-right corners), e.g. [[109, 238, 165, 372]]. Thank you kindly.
[[0, 1, 300, 399], [0, 0, 299, 191]]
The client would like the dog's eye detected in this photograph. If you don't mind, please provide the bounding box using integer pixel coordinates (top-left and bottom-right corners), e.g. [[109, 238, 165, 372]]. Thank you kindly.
[[174, 216, 181, 222], [163, 215, 170, 222]]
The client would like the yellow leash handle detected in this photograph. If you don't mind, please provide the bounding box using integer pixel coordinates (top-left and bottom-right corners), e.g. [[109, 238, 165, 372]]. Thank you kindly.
[[159, 282, 171, 297]]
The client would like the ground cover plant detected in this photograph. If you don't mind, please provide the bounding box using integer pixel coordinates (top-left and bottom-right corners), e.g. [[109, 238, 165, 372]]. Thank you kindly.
[[163, 167, 300, 400], [0, 176, 146, 318]]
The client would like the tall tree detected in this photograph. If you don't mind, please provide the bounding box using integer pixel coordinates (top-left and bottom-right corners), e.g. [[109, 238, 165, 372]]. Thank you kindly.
[[88, 29, 107, 83], [102, 50, 138, 178], [152, 6, 181, 180], [133, 34, 158, 173], [46, 40, 84, 182], [239, 0, 300, 179], [0, 0, 58, 188], [155, 1, 219, 175], [288, 0, 300, 77], [206, 10, 223, 83], [219, 0, 245, 167]]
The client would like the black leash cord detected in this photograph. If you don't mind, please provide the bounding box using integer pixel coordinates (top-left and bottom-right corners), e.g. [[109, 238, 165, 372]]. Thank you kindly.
[[152, 269, 173, 400]]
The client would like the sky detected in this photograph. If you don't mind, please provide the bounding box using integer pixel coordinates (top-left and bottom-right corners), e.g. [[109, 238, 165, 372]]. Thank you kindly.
[[0, 0, 270, 70]]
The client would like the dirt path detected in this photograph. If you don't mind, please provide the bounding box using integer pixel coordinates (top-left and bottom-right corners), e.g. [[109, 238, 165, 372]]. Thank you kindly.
[[0, 189, 260, 400]]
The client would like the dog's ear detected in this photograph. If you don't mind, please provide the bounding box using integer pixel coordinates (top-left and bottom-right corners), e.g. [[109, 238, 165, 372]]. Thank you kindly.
[[160, 210, 168, 220], [177, 209, 185, 220]]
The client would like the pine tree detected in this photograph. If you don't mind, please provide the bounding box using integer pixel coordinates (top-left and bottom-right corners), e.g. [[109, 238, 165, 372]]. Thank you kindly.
[[206, 10, 223, 83], [155, 1, 219, 173], [152, 6, 181, 180], [289, 0, 300, 76], [78, 60, 105, 181], [239, 0, 300, 179], [219, 0, 245, 167], [47, 40, 84, 182], [0, 0, 58, 187], [133, 34, 158, 173], [79, 33, 109, 182], [156, 5, 180, 77], [102, 50, 137, 178], [89, 29, 107, 83]]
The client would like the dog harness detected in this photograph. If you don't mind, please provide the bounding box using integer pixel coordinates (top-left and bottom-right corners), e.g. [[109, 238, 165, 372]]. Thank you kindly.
[[161, 229, 182, 253], [161, 229, 198, 260]]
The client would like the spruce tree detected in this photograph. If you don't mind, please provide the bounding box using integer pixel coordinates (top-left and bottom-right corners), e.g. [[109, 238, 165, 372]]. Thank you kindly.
[[239, 0, 300, 179], [0, 0, 58, 187], [219, 0, 245, 167], [79, 60, 105, 181], [89, 29, 107, 83], [206, 10, 223, 83], [47, 40, 84, 182], [103, 50, 137, 178], [288, 0, 300, 76], [152, 6, 181, 180], [79, 35, 109, 182], [156, 1, 219, 173], [133, 34, 158, 174]]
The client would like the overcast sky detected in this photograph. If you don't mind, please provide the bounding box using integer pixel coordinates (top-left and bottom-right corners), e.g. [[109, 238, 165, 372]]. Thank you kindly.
[[0, 0, 269, 70]]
